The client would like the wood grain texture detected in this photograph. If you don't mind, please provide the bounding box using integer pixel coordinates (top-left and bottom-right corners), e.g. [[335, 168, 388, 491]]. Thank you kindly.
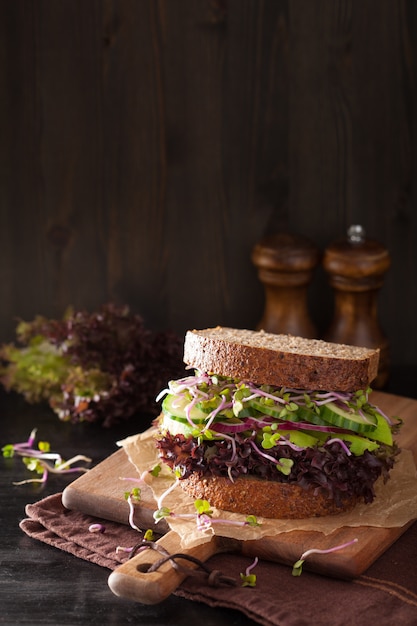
[[63, 390, 417, 601], [0, 1, 416, 368]]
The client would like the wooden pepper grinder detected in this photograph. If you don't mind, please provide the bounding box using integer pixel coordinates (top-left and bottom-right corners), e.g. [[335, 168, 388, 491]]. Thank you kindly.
[[251, 232, 320, 338], [322, 225, 391, 388]]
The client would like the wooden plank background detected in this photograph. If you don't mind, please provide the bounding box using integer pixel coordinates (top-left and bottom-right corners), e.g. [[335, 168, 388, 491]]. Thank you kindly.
[[0, 0, 416, 370]]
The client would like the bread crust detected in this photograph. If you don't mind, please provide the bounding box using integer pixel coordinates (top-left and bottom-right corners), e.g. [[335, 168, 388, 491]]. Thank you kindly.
[[178, 473, 357, 519], [183, 327, 379, 392]]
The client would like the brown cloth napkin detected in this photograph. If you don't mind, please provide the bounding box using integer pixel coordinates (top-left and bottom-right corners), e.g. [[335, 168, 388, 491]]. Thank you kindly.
[[20, 493, 417, 626]]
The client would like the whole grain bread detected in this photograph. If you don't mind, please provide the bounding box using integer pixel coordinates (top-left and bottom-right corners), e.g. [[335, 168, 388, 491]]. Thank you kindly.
[[183, 327, 379, 392], [178, 473, 357, 519]]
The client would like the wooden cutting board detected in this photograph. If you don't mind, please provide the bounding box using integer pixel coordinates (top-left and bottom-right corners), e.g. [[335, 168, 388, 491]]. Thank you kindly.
[[62, 391, 417, 604]]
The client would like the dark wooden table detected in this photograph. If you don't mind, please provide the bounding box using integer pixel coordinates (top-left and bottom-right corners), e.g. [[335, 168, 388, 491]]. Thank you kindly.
[[1, 390, 256, 625], [1, 367, 416, 625]]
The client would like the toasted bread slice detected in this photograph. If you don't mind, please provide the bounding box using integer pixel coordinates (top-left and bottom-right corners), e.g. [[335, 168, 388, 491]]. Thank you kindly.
[[178, 472, 357, 519], [183, 327, 379, 392]]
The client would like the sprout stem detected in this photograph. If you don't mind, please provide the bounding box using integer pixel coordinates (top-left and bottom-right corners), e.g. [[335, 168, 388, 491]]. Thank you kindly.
[[300, 538, 358, 561], [157, 478, 180, 510], [127, 495, 142, 533], [245, 556, 259, 576]]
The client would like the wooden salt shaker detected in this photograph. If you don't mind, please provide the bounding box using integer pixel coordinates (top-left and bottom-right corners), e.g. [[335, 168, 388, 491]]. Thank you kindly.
[[251, 232, 320, 338], [322, 225, 391, 388]]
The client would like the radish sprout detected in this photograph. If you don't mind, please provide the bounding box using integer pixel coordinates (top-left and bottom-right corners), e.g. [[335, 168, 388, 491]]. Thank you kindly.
[[3, 428, 91, 485], [240, 556, 259, 587], [292, 538, 359, 576]]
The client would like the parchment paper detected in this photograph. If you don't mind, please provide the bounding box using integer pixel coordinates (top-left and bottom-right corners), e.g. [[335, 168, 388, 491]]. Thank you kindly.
[[119, 428, 417, 549]]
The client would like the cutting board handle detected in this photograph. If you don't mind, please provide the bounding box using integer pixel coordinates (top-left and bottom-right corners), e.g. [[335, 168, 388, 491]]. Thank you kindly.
[[108, 530, 223, 604]]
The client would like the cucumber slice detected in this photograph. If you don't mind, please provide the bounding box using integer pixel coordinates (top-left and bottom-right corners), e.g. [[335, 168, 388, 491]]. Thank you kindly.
[[249, 398, 300, 421], [248, 398, 282, 419], [251, 398, 350, 426], [162, 394, 207, 423], [162, 411, 206, 425], [320, 402, 377, 434], [296, 406, 333, 427], [158, 413, 203, 437]]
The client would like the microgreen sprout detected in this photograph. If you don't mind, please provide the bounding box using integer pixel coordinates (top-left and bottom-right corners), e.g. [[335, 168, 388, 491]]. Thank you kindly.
[[13, 454, 92, 485], [2, 428, 38, 457], [153, 506, 172, 522], [262, 430, 305, 453], [119, 463, 160, 485], [276, 457, 294, 475], [124, 488, 142, 532], [194, 499, 213, 516], [326, 438, 352, 456], [197, 513, 261, 530], [116, 546, 134, 554], [115, 519, 155, 557], [119, 476, 143, 485], [156, 476, 180, 510], [3, 428, 91, 485], [19, 457, 48, 484], [292, 538, 359, 576], [152, 496, 261, 531], [150, 464, 161, 477], [249, 439, 294, 475], [144, 529, 154, 541], [124, 486, 141, 502], [196, 513, 213, 531], [2, 444, 15, 458], [240, 557, 259, 587]]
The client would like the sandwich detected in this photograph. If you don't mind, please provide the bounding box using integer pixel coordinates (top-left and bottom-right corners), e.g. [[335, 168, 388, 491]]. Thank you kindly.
[[155, 327, 399, 519]]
